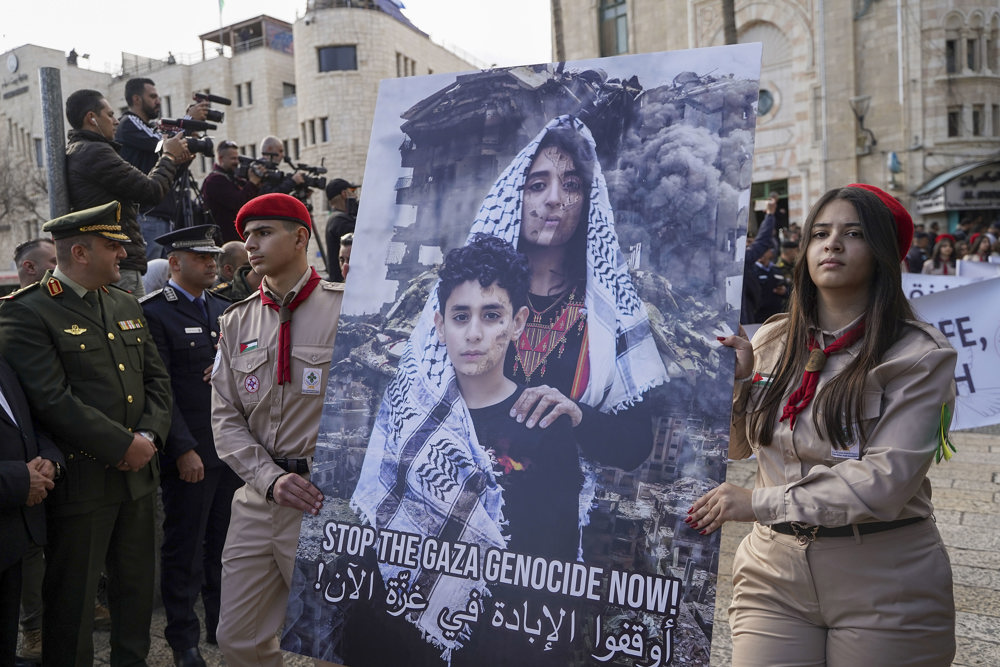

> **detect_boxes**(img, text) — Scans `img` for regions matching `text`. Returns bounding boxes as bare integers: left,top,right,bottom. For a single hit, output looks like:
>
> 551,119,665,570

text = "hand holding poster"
281,45,762,666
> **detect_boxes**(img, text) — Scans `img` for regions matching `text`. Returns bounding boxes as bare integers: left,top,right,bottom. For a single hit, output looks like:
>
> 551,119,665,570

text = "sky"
1,0,553,73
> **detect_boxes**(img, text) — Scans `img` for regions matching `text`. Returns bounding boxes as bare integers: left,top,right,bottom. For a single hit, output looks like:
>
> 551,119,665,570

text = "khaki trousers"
217,485,344,667
730,519,955,667
217,484,302,666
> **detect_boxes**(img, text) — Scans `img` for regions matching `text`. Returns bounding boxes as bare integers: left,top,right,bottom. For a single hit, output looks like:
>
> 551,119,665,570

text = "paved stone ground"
709,427,1000,667
40,428,998,665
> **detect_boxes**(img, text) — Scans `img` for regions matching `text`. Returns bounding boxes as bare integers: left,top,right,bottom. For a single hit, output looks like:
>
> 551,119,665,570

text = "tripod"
172,166,213,230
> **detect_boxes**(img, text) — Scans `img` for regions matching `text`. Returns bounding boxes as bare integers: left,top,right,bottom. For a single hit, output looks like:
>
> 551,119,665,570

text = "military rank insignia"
46,277,63,296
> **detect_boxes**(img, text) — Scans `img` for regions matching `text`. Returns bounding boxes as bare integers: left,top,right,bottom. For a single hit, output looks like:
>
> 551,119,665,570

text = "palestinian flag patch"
240,340,258,353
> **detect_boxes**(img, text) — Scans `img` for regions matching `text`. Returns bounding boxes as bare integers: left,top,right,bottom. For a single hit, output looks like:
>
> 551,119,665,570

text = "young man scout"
0,200,172,665
210,193,343,666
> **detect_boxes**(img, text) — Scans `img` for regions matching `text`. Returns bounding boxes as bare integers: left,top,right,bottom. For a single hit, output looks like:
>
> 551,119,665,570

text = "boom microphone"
193,92,232,106
161,118,217,132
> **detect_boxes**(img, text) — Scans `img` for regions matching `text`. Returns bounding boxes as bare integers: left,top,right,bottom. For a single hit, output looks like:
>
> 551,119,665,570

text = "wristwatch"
136,430,157,447
52,461,64,481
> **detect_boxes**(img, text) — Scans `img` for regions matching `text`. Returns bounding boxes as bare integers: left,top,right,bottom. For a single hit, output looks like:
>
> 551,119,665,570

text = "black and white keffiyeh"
352,115,667,658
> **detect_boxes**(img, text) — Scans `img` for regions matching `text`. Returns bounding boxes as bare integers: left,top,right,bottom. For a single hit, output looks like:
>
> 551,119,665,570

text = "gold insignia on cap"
46,277,63,296
115,202,122,222
64,324,87,335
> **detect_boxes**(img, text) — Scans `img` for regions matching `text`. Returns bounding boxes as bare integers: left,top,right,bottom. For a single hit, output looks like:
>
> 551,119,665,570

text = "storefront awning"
913,159,1000,215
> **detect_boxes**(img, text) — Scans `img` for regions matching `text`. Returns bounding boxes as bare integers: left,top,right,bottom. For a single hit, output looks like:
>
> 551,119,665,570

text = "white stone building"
0,0,473,276
552,0,1000,230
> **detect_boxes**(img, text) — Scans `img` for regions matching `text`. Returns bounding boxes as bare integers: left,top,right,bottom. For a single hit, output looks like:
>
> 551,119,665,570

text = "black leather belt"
273,457,310,475
769,516,925,542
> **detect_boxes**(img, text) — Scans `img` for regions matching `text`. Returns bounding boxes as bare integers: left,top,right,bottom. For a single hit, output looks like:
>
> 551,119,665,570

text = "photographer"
64,88,191,297
256,136,305,195
201,141,261,243
323,178,358,281
117,78,210,260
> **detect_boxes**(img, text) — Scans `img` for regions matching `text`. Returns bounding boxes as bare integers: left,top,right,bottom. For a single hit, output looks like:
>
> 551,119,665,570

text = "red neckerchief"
259,267,322,384
779,319,866,429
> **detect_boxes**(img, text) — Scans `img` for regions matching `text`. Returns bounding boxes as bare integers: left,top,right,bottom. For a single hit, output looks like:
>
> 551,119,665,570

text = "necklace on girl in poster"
513,285,588,385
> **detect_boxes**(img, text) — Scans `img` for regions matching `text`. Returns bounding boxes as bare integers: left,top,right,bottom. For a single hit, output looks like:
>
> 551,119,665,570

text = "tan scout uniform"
211,268,342,665
728,313,957,667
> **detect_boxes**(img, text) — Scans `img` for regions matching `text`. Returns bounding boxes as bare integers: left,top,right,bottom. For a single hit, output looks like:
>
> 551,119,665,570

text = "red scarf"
259,267,322,384
779,319,866,429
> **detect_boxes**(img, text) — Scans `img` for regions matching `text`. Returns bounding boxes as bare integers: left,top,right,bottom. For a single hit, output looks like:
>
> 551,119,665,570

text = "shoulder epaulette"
211,281,231,293
138,288,163,304
1,281,40,300
107,282,132,293
222,291,258,316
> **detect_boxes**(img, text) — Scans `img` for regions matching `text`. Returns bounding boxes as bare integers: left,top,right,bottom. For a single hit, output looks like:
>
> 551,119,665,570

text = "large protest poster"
281,44,762,666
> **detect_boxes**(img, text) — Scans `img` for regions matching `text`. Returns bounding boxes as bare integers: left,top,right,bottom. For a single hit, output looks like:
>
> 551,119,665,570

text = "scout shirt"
731,313,957,528
211,268,343,497
0,269,172,510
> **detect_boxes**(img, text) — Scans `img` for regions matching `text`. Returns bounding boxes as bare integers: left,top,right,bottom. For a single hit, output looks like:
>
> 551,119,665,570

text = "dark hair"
340,232,354,247
930,237,954,269
749,186,915,450
124,78,155,107
970,234,992,256
14,238,54,264
438,233,530,314
217,140,239,152
523,125,596,292
65,89,105,130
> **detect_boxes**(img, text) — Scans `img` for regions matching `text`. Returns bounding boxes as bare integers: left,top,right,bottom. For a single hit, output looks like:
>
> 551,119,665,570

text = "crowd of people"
744,194,999,324
0,76,974,667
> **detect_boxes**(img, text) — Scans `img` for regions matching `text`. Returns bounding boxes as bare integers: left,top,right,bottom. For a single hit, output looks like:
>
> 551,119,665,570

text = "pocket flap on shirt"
290,345,334,366
231,347,268,373
861,389,883,420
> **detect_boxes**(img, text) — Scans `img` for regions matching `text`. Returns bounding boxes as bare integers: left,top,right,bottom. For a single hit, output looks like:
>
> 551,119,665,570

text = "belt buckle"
789,522,819,545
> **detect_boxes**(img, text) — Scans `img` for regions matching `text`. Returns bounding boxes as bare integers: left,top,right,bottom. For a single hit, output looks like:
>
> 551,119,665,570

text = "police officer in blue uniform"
140,225,240,667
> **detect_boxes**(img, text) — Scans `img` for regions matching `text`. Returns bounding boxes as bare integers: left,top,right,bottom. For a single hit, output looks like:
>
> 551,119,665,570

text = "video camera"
158,118,216,158
285,158,328,191
193,92,231,124
235,155,283,185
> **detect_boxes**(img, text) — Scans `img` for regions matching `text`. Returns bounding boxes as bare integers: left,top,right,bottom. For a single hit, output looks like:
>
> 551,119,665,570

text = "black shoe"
172,647,207,667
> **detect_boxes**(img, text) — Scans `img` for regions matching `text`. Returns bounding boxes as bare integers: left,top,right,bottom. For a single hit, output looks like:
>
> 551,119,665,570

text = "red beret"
847,183,913,261
935,233,956,245
234,193,312,240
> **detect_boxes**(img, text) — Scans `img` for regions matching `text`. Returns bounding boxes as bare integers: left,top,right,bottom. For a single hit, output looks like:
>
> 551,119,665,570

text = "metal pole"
39,67,69,219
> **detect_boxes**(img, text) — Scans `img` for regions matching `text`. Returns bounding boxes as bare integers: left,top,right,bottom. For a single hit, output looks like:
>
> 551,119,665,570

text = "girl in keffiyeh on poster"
351,115,668,660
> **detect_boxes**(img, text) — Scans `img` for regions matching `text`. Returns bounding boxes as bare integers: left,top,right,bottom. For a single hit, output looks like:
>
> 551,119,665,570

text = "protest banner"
957,258,1000,280
901,273,976,300
909,277,1000,431
281,45,762,666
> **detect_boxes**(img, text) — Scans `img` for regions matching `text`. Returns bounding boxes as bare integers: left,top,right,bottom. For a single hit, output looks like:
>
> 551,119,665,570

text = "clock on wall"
6,52,18,74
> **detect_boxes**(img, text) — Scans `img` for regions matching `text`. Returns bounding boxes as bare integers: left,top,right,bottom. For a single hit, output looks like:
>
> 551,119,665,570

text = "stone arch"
699,0,814,70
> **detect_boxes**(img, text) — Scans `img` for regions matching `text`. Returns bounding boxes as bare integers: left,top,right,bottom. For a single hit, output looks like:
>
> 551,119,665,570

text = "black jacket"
0,356,63,570
65,129,178,273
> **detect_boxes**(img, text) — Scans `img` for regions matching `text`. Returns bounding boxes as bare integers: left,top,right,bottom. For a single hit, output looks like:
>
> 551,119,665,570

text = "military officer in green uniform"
210,261,261,302
0,200,172,666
